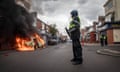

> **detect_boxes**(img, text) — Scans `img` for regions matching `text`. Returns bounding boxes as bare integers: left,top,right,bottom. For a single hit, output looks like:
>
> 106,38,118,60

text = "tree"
49,24,58,36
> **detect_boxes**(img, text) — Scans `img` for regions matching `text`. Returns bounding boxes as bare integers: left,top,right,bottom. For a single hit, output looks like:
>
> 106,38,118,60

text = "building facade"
101,0,120,44
104,0,120,22
36,18,52,46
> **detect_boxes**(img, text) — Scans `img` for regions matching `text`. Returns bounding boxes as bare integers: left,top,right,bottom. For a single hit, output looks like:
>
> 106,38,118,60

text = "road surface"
0,42,120,72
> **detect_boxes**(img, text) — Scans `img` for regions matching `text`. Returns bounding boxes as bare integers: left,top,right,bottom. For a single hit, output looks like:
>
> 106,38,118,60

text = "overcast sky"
31,0,107,35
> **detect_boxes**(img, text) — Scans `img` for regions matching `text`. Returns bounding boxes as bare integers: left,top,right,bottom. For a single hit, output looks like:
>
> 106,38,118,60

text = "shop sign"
111,24,120,27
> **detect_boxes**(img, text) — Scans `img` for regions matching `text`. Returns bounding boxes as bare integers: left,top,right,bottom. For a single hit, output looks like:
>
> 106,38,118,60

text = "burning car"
0,0,45,51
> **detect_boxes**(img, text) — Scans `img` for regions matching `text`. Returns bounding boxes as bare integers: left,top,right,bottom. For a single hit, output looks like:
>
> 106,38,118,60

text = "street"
0,42,120,72
0,0,120,72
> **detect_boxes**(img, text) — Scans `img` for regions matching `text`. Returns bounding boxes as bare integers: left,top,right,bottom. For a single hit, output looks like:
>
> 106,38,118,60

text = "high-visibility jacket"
100,35,107,40
69,16,80,30
69,16,80,40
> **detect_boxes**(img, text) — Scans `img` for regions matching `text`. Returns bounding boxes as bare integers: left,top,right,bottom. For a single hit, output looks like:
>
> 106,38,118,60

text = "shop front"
98,21,120,44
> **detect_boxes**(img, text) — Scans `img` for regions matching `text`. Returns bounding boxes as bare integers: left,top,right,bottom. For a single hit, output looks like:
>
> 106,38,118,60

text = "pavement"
97,49,120,56
83,43,120,56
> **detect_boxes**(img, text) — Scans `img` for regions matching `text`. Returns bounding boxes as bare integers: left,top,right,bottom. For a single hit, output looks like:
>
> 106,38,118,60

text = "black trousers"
100,39,107,46
100,39,104,46
72,39,82,61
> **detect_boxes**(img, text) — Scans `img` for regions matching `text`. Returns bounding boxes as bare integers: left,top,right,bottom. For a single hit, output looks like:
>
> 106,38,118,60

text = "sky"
31,0,107,35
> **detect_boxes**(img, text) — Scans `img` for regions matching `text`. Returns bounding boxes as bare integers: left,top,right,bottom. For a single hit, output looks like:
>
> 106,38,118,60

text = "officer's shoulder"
74,16,79,19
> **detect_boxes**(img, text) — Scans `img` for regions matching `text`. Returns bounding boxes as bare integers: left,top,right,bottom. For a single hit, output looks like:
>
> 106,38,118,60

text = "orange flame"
34,33,45,46
15,33,45,51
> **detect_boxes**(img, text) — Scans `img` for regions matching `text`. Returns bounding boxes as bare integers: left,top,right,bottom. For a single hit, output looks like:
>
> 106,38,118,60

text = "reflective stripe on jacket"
69,17,80,29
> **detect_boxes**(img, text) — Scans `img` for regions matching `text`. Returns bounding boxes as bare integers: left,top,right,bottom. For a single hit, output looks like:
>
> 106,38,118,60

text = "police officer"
100,34,107,47
104,35,107,46
100,34,104,46
69,10,83,65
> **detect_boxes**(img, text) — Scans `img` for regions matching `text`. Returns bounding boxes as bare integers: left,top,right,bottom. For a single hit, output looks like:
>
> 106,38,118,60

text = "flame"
15,33,45,51
34,33,45,46
16,37,35,51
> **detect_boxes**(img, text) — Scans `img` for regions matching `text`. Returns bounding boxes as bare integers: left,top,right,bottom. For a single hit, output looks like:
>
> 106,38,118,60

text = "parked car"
67,39,72,43
48,35,59,45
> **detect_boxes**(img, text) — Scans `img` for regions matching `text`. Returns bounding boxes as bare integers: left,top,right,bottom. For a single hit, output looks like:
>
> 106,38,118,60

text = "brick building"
83,25,97,43
97,0,120,44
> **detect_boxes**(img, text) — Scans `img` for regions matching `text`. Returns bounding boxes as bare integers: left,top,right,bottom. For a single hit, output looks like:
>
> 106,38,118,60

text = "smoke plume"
0,0,37,49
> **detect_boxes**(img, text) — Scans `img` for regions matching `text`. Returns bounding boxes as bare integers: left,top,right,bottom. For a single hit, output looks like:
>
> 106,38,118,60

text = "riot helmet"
70,10,78,17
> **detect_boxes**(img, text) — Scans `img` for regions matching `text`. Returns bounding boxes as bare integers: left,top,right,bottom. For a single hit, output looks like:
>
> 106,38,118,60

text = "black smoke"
0,0,37,49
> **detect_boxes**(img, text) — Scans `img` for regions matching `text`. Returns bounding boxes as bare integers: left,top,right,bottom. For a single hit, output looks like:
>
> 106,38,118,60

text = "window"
106,0,113,10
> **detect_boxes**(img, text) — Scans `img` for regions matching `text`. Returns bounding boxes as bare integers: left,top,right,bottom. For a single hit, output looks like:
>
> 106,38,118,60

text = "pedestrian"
68,10,83,65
